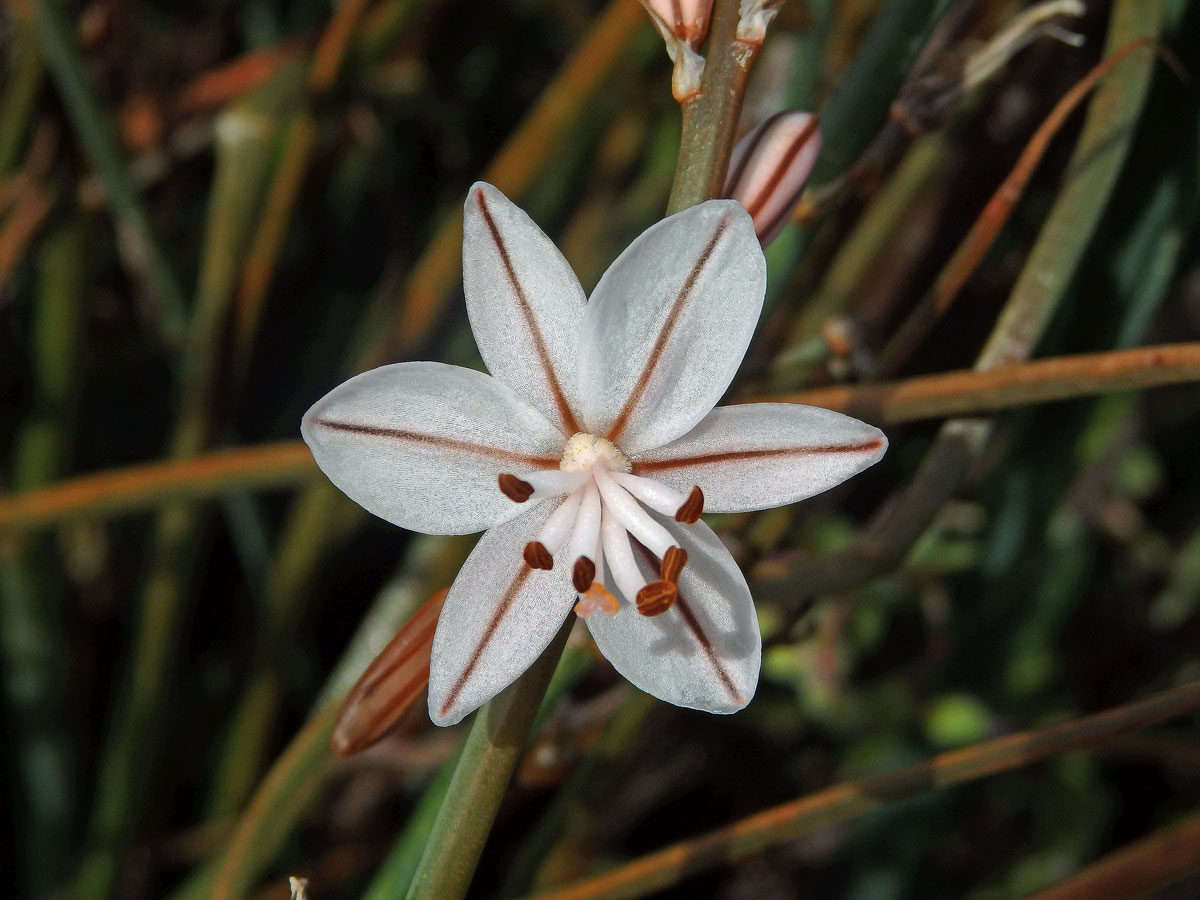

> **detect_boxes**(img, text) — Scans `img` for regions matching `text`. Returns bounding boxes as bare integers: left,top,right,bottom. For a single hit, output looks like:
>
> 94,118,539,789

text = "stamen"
524,469,590,499
575,508,618,618
594,469,675,558
499,473,533,502
601,511,647,602
674,486,704,524
536,487,584,555
564,480,602,572
609,471,689,518
573,556,596,592
524,541,554,570
659,545,688,583
636,580,677,617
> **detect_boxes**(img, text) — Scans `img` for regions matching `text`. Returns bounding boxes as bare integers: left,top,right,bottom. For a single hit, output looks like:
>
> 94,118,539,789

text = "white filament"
593,468,676,558
536,487,584,555
565,480,602,568
524,469,589,499
608,471,688,518
601,510,646,601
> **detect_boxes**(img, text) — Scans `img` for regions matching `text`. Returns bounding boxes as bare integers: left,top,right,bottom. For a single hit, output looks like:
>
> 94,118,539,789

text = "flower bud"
640,0,713,102
645,0,713,46
724,111,821,245
331,588,448,756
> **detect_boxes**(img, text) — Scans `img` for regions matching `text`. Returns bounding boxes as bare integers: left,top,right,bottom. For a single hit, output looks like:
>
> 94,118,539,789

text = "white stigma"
559,432,631,474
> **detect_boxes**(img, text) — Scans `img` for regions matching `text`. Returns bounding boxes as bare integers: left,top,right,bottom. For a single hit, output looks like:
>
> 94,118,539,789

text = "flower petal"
585,514,760,713
302,362,564,535
577,199,765,454
631,402,887,512
463,182,587,434
428,502,576,726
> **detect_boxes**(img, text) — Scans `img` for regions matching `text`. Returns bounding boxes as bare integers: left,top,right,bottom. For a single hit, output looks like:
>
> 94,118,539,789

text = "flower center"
498,433,704,621
559,432,632,474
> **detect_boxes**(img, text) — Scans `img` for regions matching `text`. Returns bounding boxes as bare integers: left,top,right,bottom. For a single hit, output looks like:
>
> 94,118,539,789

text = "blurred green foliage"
2,0,1200,898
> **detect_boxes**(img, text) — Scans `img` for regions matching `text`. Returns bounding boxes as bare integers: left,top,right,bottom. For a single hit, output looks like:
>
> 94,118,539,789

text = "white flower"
302,183,887,726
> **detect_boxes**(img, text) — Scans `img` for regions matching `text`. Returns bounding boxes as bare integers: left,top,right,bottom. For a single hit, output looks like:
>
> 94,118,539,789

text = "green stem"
405,618,574,900
665,0,754,214
0,219,88,900
361,745,465,900
502,693,656,895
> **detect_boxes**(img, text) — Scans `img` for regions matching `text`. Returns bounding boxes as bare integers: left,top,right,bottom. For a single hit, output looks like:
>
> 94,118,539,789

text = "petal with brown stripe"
576,199,765,454
584,512,760,714
631,403,887,513
428,501,577,726
463,182,586,435
302,362,564,535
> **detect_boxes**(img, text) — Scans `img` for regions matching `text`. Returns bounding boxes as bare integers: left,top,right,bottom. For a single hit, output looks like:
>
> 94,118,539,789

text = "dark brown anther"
674,485,704,524
524,541,554,570
636,581,677,617
572,556,596,592
660,545,688,584
499,473,534,502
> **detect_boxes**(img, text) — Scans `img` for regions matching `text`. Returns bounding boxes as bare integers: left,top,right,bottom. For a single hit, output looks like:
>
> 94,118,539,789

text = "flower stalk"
666,0,761,214
405,617,573,900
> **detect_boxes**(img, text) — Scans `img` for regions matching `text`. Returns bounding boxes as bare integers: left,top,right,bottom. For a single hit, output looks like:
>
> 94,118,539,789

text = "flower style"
302,183,886,726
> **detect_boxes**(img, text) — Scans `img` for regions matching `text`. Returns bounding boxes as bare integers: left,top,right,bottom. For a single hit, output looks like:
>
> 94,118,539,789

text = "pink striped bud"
331,588,447,756
644,0,713,46
724,111,821,245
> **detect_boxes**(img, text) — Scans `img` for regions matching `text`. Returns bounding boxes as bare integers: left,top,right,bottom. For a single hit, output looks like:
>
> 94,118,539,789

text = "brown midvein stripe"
606,217,730,444
315,420,559,468
744,114,820,220
669,0,683,29
352,664,431,750
631,438,884,474
724,114,776,202
357,617,439,698
476,189,582,435
440,563,534,718
673,594,741,703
